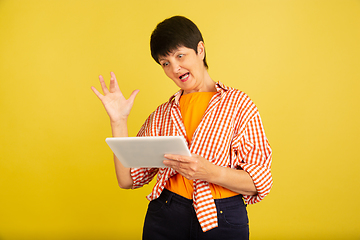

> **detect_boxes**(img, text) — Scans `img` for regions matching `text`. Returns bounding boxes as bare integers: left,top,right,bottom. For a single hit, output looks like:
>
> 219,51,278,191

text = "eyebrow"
158,57,168,62
158,48,181,62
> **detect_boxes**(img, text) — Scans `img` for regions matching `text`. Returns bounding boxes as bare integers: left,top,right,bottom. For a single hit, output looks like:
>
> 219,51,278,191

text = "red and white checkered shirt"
130,81,272,232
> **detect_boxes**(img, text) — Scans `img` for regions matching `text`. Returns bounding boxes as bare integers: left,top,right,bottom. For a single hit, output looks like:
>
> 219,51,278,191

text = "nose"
172,62,181,74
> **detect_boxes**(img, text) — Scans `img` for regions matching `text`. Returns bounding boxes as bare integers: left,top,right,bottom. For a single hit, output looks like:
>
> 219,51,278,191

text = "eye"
162,61,169,67
178,54,184,59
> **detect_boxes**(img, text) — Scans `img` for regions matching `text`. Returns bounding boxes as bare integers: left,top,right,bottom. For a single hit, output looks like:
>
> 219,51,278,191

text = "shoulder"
146,95,176,120
217,81,251,100
155,98,175,113
217,83,260,123
220,84,256,109
137,98,175,137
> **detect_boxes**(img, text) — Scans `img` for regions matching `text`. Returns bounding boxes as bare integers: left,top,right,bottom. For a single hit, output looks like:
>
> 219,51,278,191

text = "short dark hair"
150,16,208,69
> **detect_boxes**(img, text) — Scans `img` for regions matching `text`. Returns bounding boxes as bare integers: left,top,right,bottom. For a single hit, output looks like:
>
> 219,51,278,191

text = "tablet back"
105,136,191,168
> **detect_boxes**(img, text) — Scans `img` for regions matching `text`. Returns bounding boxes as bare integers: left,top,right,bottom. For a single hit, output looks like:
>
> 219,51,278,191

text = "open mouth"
179,72,190,82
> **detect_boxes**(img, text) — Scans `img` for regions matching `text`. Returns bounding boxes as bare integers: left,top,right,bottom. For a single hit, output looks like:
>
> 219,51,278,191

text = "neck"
183,70,216,95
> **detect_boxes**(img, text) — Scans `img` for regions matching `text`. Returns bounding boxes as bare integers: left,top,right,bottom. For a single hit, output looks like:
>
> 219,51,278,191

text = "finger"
110,72,122,91
163,159,185,171
109,72,117,93
164,154,191,162
163,159,173,167
98,75,110,94
109,72,125,97
110,72,117,81
109,77,117,93
91,86,104,100
128,89,140,103
164,154,178,160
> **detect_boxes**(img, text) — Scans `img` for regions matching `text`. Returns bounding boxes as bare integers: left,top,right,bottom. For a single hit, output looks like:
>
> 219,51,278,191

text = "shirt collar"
169,81,230,105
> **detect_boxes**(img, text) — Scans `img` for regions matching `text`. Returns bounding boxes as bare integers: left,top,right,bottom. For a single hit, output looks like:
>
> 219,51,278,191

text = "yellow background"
1,0,359,239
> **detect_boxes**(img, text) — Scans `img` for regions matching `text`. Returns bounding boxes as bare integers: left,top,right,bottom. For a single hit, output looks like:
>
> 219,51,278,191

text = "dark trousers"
143,189,249,240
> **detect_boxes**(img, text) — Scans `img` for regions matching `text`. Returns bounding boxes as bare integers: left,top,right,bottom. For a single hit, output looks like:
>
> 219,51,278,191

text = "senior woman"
92,16,272,240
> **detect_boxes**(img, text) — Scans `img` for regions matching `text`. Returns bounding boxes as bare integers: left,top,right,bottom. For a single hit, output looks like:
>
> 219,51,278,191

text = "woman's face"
158,42,207,94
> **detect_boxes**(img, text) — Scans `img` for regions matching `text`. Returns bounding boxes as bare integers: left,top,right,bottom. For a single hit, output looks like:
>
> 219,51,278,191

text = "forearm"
111,119,133,189
163,154,257,196
207,165,257,196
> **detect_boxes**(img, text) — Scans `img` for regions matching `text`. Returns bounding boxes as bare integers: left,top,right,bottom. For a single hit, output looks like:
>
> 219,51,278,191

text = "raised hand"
91,72,137,189
91,72,139,123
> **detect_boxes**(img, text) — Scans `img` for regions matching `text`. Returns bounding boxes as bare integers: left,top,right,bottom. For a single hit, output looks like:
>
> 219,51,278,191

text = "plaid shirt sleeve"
232,110,273,204
130,110,159,189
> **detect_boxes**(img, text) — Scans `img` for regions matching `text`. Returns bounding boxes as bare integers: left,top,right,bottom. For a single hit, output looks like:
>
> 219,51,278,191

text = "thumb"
129,89,140,103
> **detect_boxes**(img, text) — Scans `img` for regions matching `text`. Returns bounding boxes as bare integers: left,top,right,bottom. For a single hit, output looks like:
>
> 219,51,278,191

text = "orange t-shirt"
165,92,239,199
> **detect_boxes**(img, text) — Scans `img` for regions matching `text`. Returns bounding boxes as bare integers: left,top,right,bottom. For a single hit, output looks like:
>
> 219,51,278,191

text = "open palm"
91,72,139,123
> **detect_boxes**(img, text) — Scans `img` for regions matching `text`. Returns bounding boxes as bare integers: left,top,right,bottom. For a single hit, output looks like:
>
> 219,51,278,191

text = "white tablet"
105,136,191,168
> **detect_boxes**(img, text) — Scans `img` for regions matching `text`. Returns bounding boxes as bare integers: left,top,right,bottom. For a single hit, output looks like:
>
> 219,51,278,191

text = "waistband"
158,188,245,208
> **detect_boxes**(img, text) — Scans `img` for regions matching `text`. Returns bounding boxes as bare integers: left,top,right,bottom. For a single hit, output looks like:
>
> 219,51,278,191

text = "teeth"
180,73,189,80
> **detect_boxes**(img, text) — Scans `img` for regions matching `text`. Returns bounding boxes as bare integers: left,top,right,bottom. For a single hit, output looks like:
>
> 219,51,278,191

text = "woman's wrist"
110,117,127,126
207,163,225,184
110,118,129,137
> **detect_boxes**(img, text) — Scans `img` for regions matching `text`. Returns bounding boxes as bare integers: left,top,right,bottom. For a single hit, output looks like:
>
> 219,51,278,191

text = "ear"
197,41,205,60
